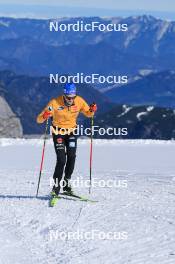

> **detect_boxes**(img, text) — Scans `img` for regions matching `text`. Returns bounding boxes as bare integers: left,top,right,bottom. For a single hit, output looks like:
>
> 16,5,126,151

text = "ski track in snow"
0,139,175,264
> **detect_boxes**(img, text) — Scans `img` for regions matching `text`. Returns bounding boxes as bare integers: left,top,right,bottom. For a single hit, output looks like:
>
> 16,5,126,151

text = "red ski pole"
36,119,49,197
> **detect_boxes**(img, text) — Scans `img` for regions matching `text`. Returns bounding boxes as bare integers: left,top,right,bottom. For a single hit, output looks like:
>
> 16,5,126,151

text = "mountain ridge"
105,70,175,108
0,15,174,78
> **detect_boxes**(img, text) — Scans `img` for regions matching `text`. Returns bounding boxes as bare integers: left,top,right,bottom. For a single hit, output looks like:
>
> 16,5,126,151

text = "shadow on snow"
0,195,49,200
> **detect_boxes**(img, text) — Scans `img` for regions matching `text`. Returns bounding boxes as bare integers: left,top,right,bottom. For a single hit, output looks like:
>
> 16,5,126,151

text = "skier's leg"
63,135,77,190
52,134,66,194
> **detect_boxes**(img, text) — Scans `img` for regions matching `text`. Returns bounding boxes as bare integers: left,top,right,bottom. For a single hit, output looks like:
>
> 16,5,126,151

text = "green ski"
60,192,98,203
49,192,61,207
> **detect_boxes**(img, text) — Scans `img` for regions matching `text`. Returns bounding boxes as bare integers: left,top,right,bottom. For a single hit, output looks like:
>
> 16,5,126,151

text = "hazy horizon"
0,3,174,21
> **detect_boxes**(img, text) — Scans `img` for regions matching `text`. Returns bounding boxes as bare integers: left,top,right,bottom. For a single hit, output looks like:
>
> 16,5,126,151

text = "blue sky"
0,0,175,19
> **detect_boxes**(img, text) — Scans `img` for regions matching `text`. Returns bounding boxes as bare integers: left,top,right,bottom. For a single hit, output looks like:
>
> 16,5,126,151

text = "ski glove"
43,111,52,120
90,103,97,112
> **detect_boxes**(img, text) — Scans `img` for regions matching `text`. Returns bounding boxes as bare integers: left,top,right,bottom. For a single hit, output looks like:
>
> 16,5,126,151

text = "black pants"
52,133,77,193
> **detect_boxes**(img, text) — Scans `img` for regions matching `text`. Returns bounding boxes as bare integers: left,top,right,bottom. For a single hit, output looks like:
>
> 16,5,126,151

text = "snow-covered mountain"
93,104,175,139
0,15,174,55
105,71,175,108
0,16,174,76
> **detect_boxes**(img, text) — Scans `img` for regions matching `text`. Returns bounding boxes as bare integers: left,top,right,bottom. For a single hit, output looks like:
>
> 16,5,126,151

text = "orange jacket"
36,95,94,129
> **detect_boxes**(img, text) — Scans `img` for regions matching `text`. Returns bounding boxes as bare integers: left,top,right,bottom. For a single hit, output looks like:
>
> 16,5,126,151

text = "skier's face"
64,94,76,106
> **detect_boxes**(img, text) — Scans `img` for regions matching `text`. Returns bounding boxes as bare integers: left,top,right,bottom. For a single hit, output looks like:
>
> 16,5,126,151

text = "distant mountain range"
105,70,175,108
0,16,175,139
0,16,174,77
94,104,175,140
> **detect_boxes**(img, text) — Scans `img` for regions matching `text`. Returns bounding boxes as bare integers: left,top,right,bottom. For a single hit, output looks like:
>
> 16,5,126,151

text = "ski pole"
36,119,49,197
89,116,94,194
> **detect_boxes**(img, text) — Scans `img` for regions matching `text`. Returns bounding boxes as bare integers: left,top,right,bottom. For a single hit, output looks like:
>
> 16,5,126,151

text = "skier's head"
64,83,76,96
63,83,77,106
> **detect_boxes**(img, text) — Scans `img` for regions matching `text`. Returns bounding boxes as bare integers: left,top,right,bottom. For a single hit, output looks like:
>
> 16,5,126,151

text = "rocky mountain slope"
105,70,175,108
0,16,174,77
93,104,175,139
0,96,23,137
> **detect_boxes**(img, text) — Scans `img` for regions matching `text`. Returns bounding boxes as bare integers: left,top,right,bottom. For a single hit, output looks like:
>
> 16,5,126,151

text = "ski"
60,192,98,203
49,192,61,207
49,192,98,207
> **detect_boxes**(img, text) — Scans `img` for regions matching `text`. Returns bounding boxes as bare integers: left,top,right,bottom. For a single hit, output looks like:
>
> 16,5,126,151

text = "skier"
36,83,97,200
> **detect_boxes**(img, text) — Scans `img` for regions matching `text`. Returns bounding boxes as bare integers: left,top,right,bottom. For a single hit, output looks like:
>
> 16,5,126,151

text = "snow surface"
0,20,10,27
136,111,148,120
117,105,132,118
0,138,175,264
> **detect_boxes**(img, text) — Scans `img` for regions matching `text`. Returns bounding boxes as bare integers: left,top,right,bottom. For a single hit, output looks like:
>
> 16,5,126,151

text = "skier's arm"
36,100,54,124
80,99,97,118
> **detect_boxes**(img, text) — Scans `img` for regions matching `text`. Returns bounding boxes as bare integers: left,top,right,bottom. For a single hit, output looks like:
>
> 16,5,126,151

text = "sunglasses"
64,95,76,100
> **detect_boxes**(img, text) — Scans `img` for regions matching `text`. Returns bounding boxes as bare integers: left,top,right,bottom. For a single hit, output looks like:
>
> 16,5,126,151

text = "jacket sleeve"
36,99,54,124
80,98,94,118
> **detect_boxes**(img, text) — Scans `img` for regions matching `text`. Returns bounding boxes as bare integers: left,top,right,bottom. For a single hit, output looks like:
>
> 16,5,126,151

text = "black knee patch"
57,155,66,165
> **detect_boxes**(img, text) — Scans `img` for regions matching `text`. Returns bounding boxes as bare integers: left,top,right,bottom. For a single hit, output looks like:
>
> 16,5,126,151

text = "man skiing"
36,83,97,203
